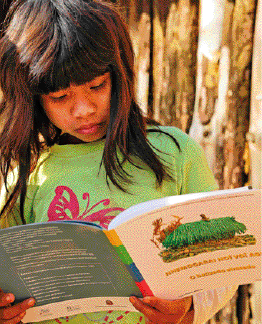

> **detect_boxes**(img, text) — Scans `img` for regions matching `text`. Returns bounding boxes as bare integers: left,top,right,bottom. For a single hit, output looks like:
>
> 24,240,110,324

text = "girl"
0,0,237,323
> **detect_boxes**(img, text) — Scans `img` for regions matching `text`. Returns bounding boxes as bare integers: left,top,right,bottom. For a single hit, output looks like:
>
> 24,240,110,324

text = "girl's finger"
0,311,26,324
130,297,168,323
130,296,190,324
142,296,192,316
0,290,15,308
0,298,35,321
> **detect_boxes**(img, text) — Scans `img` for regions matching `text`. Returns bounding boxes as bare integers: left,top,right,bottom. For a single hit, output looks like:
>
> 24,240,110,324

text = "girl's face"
40,72,111,144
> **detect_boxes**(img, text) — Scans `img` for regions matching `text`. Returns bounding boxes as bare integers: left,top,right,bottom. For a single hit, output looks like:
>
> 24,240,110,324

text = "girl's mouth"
76,125,99,135
75,122,106,135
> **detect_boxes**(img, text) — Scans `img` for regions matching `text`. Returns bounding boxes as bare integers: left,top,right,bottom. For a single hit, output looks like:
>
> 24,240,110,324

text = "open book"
0,186,261,322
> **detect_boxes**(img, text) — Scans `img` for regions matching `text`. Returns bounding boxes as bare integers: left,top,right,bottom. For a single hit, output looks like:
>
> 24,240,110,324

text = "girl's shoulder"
146,125,201,153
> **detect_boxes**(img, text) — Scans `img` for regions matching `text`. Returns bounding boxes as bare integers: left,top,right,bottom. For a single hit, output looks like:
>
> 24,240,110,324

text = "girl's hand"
0,289,35,324
129,295,194,324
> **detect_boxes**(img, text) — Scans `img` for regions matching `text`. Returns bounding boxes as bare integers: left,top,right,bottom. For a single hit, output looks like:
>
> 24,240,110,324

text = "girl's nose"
71,96,96,118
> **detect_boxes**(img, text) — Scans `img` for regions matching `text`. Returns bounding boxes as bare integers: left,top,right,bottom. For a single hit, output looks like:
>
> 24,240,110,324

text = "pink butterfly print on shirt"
47,186,124,229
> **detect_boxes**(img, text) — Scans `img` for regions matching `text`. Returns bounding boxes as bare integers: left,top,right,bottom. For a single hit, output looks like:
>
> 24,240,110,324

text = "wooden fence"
0,0,261,323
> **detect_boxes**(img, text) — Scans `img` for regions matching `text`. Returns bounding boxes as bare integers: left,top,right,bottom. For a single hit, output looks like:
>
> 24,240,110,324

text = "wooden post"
124,0,151,115
157,0,199,133
222,1,258,324
223,0,257,189
213,0,235,189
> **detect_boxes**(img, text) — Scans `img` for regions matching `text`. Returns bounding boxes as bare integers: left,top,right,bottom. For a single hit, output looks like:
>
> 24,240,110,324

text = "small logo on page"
40,308,50,315
67,306,81,312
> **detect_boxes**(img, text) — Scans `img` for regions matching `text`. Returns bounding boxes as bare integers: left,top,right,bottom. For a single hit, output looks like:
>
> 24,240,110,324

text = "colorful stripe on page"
104,229,153,296
126,263,154,297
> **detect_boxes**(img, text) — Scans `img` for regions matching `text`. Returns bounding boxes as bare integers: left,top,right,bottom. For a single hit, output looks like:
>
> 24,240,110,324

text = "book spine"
104,229,153,297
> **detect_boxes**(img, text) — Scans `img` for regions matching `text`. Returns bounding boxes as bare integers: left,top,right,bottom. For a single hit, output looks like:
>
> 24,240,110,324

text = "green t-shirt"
1,126,218,324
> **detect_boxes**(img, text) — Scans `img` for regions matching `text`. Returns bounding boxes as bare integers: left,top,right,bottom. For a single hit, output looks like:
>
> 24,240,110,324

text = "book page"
114,189,261,299
0,222,142,322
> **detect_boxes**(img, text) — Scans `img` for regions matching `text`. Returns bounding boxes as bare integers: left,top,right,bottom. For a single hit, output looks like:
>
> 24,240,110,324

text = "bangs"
36,48,111,94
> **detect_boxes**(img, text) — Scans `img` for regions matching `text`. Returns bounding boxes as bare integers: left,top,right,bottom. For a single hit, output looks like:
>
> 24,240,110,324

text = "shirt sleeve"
193,285,239,324
181,136,219,194
0,168,23,228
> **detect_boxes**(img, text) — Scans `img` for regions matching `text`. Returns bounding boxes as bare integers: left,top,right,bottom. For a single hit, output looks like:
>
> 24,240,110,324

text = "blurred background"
0,0,261,322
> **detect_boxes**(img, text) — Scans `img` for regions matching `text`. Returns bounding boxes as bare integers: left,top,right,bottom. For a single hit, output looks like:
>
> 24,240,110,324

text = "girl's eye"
90,80,106,91
51,94,67,102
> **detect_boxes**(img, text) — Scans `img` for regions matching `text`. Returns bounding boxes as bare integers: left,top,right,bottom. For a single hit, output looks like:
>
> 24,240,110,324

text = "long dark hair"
0,0,179,224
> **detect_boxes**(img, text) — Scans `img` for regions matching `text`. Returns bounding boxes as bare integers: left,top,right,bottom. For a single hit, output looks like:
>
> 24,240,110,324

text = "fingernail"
27,298,35,306
6,294,14,303
143,297,151,303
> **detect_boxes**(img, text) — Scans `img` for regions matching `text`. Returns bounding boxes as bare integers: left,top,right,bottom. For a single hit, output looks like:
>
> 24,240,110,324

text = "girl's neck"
58,134,106,145
58,134,85,145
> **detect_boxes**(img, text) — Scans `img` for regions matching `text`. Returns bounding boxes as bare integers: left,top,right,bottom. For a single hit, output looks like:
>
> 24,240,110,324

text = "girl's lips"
75,123,102,135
